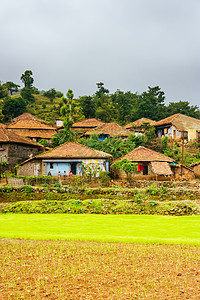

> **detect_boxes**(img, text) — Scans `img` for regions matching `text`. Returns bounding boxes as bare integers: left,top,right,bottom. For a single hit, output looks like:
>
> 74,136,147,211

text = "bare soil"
0,239,200,299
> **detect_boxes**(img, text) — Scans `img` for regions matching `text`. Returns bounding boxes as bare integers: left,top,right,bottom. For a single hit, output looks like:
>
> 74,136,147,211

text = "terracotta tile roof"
37,142,112,159
8,113,55,130
0,123,6,128
154,113,200,131
13,113,47,124
115,146,174,162
72,118,105,128
86,122,130,137
151,161,173,175
125,118,156,129
0,128,42,147
9,129,56,139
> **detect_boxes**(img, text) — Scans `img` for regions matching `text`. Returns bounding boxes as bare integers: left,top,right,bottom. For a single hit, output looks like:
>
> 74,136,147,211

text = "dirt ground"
0,240,200,300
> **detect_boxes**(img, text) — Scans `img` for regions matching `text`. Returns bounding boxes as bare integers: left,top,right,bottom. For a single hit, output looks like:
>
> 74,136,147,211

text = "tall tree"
4,81,20,95
136,86,166,121
20,70,34,88
66,89,74,119
111,90,138,124
79,95,95,118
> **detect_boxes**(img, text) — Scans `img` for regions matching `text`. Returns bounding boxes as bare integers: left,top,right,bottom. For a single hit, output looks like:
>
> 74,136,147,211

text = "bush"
98,171,110,187
20,185,33,194
135,193,143,204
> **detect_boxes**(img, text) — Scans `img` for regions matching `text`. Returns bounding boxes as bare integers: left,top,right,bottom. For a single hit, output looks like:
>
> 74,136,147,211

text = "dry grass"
0,239,200,299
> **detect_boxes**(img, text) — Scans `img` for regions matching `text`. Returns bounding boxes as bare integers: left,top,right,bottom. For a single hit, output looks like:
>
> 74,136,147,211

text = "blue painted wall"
46,162,82,176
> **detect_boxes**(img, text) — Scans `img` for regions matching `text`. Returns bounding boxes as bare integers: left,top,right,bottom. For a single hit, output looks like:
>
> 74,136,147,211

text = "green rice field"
0,214,200,244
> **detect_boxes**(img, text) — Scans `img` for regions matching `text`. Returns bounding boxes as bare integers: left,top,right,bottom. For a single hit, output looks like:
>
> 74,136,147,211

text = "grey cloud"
0,0,200,106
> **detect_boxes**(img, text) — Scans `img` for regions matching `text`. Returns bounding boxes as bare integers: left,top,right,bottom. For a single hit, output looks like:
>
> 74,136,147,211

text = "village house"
124,118,156,136
154,113,200,142
17,142,111,177
0,128,43,166
85,122,130,140
70,118,105,133
7,113,56,142
113,146,194,180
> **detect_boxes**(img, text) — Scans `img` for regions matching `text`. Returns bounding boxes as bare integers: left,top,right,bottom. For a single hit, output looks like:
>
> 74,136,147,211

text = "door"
70,162,77,175
143,165,148,175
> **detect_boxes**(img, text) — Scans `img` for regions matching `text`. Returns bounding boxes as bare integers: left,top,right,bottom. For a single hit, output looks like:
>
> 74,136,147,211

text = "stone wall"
0,144,9,163
8,143,41,166
7,177,24,186
18,159,42,176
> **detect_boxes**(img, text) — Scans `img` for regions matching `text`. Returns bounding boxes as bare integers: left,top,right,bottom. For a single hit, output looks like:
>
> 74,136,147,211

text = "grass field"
0,214,200,244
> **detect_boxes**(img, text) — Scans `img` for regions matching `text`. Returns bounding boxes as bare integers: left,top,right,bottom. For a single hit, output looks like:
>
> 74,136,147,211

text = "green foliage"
38,139,48,147
137,86,166,121
43,88,57,103
31,86,40,94
41,102,46,109
51,127,76,147
2,97,26,119
26,175,58,186
20,185,33,194
20,70,34,88
98,171,110,187
20,87,35,103
79,95,95,118
4,81,20,95
0,82,9,99
134,193,143,204
56,91,63,98
112,159,138,176
0,161,8,178
166,101,200,119
66,89,74,100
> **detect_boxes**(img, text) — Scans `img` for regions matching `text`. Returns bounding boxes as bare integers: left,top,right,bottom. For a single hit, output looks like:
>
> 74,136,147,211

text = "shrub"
21,185,33,194
135,193,143,204
98,171,110,187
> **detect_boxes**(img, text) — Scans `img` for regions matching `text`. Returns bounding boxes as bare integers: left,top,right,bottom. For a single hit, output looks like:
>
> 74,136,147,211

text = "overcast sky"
1,0,200,107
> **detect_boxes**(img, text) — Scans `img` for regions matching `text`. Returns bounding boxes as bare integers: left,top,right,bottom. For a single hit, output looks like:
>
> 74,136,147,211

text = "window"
50,162,54,169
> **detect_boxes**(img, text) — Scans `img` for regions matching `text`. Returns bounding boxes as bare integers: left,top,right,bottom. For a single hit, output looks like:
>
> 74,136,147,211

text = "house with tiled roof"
113,146,194,179
154,113,200,141
124,118,155,135
7,113,56,142
71,118,105,133
86,122,130,140
0,128,43,166
17,142,111,177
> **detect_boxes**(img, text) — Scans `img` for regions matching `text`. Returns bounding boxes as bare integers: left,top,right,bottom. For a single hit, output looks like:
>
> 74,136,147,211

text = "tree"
79,95,95,118
43,88,57,103
66,89,74,119
166,101,200,119
2,97,26,120
4,81,20,95
20,70,34,88
0,82,8,99
31,86,40,94
56,91,63,98
20,87,35,103
136,86,166,121
51,116,75,147
95,82,109,98
111,90,138,124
